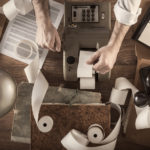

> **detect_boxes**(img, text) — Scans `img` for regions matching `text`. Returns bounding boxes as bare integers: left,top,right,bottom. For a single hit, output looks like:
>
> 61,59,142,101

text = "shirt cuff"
114,2,142,26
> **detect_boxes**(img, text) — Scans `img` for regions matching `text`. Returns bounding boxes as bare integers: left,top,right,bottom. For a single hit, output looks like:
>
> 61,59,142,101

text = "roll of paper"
3,0,18,20
87,124,105,144
38,116,53,133
2,0,33,21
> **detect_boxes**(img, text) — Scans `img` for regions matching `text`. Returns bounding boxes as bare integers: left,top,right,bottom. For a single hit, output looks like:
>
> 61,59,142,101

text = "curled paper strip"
109,77,139,106
109,77,150,130
61,103,121,150
16,40,53,133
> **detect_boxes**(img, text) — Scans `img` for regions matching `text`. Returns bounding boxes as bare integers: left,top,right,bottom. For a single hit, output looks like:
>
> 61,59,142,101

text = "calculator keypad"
72,5,99,23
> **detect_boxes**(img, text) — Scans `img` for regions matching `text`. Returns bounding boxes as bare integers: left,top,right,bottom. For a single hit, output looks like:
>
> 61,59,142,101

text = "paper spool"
87,124,105,144
3,0,33,21
3,0,18,20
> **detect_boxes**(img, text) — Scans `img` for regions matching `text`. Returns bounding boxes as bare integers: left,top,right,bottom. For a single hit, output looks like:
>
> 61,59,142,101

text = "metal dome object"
0,69,17,118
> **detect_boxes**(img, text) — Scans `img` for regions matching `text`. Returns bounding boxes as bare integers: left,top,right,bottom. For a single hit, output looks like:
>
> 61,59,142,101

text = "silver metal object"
0,69,17,118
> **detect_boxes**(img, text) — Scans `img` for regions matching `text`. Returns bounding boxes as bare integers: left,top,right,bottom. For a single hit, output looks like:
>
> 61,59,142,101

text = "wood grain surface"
0,0,149,150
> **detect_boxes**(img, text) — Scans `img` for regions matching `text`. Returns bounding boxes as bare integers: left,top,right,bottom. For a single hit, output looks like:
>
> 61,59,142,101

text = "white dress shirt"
114,0,142,26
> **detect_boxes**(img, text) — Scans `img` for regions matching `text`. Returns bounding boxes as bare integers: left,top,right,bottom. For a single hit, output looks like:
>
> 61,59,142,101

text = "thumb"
86,51,100,64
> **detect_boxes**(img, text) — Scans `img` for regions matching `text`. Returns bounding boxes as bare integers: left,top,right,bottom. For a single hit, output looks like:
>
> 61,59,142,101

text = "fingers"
93,58,104,71
93,56,111,74
49,36,55,51
35,26,61,52
55,31,61,52
97,68,110,74
86,51,100,64
48,32,61,52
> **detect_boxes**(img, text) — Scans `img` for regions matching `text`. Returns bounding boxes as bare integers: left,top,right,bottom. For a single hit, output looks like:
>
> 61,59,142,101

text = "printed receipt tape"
109,77,150,130
77,51,96,90
16,40,53,133
61,103,121,150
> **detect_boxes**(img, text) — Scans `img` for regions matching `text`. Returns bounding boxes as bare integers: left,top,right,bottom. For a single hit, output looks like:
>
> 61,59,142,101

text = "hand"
87,44,119,74
36,19,61,52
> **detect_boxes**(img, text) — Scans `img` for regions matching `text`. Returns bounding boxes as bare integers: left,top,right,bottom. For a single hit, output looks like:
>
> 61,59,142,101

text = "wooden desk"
0,0,149,150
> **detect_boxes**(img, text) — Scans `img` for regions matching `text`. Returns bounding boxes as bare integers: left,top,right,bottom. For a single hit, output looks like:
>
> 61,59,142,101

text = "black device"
134,66,150,107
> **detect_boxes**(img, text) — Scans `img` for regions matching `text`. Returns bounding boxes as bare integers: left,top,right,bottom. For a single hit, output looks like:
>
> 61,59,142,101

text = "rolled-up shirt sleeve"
114,0,142,26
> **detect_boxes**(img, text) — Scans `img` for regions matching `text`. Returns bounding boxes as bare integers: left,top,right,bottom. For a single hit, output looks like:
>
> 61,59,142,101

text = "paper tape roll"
16,40,52,133
61,129,117,150
61,104,121,150
38,116,53,133
3,0,18,20
3,0,33,21
87,124,105,144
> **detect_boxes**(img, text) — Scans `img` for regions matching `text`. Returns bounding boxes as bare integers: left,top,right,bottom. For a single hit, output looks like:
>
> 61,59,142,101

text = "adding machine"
63,0,111,81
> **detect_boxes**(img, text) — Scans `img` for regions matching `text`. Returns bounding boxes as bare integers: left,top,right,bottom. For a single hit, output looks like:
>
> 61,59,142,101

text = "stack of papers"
0,0,64,68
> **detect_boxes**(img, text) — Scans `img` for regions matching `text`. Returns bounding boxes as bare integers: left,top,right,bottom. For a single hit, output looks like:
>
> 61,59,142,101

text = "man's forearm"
108,21,130,52
32,0,50,24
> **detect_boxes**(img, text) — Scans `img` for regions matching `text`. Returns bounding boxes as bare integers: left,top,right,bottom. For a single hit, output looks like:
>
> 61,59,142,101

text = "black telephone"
134,66,150,107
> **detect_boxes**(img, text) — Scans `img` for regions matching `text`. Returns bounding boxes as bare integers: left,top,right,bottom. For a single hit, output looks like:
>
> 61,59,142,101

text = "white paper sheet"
77,51,94,78
138,22,150,47
0,0,64,68
77,51,96,89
